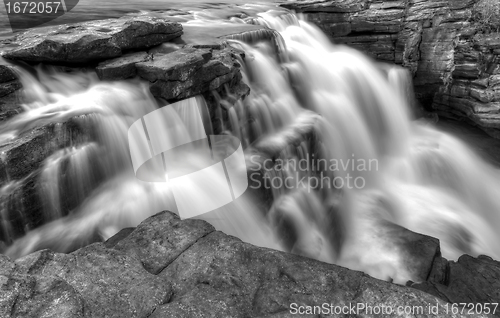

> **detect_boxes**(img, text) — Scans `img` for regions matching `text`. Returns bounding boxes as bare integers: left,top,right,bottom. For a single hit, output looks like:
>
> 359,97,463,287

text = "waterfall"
1,7,500,284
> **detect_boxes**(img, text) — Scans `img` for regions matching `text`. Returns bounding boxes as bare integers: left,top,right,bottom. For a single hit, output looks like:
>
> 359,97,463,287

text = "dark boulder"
136,46,245,101
410,254,500,316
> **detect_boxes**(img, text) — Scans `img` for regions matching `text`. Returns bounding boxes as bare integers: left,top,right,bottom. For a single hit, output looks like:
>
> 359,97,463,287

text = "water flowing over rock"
283,0,500,138
0,64,22,122
1,16,183,64
0,211,490,318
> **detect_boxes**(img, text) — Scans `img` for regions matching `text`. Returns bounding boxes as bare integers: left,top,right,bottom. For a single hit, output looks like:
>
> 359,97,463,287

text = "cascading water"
1,6,500,284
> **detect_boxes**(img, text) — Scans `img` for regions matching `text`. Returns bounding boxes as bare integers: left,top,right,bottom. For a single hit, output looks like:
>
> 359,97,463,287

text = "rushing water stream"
1,4,500,284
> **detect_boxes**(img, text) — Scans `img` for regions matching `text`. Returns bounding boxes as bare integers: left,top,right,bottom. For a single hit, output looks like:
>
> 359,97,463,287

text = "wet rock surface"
0,211,491,318
136,46,245,101
0,118,89,183
410,254,500,317
283,0,500,138
0,118,93,242
1,16,183,64
0,64,22,123
95,51,152,81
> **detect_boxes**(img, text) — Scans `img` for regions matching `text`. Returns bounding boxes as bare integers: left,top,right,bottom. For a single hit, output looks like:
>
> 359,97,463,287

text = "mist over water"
2,6,500,284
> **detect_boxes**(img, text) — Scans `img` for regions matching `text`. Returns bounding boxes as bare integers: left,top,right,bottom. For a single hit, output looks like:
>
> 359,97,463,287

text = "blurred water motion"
1,6,500,284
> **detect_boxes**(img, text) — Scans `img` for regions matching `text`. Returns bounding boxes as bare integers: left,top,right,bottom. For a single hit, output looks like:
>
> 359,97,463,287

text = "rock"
0,64,23,122
103,227,135,248
95,23,270,81
0,65,17,83
0,211,491,317
113,212,215,274
1,16,183,64
6,245,172,318
0,119,88,183
0,118,93,241
137,47,212,83
1,274,86,317
0,81,22,98
136,46,245,101
151,213,473,318
95,51,152,80
378,221,441,283
410,254,500,316
0,92,23,123
282,0,369,13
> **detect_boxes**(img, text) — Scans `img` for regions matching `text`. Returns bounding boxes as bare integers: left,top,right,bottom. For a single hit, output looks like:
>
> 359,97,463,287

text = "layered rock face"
1,16,183,64
410,254,500,317
284,0,500,137
0,210,494,318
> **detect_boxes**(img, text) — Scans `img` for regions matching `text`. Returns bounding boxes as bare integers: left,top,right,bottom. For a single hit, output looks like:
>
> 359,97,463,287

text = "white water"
1,7,500,284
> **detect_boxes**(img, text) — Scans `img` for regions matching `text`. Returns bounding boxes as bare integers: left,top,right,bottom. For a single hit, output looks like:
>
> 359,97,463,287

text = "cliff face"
284,0,500,137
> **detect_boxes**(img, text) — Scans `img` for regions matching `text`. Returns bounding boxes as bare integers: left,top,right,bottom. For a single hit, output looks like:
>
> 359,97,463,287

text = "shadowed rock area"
0,64,22,122
0,211,493,318
410,254,500,317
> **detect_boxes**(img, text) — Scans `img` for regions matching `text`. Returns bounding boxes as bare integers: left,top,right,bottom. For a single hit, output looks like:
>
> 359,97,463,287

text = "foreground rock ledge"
0,211,490,318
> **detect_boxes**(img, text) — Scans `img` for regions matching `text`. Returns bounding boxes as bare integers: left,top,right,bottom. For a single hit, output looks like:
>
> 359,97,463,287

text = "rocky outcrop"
1,16,182,64
0,17,254,245
283,0,500,138
433,32,500,138
0,64,22,122
136,46,244,101
0,210,490,318
410,254,500,317
0,117,93,243
95,51,152,81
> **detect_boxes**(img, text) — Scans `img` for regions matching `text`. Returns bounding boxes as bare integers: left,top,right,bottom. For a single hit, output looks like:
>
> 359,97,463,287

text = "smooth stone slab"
96,51,152,80
2,16,183,64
